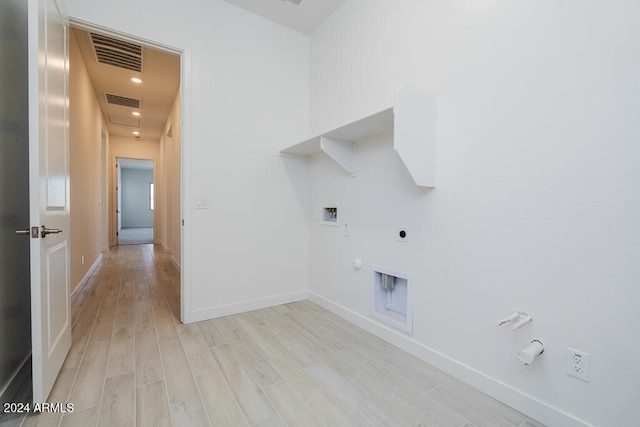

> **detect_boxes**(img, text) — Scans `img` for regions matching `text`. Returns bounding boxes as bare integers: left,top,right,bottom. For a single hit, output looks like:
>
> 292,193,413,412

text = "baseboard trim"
307,291,590,427
184,290,308,324
71,253,103,304
0,354,31,406
155,242,180,269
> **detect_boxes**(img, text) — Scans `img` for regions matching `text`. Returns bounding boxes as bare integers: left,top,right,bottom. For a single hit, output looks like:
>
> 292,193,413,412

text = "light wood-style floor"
5,244,545,427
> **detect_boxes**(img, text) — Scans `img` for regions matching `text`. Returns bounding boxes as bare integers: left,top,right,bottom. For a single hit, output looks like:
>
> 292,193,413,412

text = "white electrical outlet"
567,348,591,382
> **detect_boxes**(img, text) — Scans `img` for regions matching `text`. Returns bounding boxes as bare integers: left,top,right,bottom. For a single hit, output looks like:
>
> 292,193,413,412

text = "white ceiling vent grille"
283,0,307,6
90,32,144,72
105,93,141,109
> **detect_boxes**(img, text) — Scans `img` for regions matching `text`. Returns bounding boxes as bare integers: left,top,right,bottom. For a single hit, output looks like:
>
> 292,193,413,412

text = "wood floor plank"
346,370,428,425
106,324,134,378
222,327,283,389
158,335,199,403
210,344,276,424
170,397,210,427
428,384,518,427
90,296,118,342
136,380,170,427
98,373,134,427
336,346,440,401
48,367,77,404
60,407,98,427
20,412,60,427
234,314,285,359
305,363,407,426
114,283,134,327
264,382,324,427
429,374,528,425
253,414,287,427
285,310,349,352
196,370,250,426
135,328,163,386
179,324,218,375
257,319,320,368
69,339,110,411
263,310,357,376
64,321,93,369
336,349,467,426
153,302,178,338
74,291,102,324
211,314,240,332
196,319,227,347
135,299,154,331
134,281,150,301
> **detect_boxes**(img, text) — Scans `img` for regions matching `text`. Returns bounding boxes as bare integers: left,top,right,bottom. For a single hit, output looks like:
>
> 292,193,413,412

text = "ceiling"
72,27,180,142
119,158,153,170
71,1,341,142
223,0,345,34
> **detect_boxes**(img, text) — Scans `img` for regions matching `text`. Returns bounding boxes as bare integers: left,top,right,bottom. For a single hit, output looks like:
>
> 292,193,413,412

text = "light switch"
194,195,208,209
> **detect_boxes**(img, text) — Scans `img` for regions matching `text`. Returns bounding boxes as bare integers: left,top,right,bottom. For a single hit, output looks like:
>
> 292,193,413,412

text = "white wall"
69,29,108,292
63,0,310,320
307,1,640,426
159,91,181,266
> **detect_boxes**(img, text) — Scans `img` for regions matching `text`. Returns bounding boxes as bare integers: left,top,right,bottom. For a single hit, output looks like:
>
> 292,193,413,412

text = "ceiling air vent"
105,93,141,109
89,32,143,72
283,0,307,6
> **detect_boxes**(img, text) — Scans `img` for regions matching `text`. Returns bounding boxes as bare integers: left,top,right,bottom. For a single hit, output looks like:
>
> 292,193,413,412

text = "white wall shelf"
279,85,436,187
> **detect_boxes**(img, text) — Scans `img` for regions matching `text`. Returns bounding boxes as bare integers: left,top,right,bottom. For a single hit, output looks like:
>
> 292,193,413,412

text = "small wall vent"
89,32,144,72
283,0,307,6
105,94,141,109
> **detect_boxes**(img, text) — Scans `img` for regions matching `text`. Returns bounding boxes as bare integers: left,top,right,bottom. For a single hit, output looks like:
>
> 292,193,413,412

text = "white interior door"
28,0,72,403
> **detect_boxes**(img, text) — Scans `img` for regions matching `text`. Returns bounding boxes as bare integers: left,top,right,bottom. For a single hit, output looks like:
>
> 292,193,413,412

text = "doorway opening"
69,24,181,260
117,157,154,245
69,21,182,258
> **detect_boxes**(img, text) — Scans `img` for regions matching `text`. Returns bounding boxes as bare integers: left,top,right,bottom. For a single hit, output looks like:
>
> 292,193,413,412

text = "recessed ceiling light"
131,77,142,83
133,131,140,135
132,111,141,116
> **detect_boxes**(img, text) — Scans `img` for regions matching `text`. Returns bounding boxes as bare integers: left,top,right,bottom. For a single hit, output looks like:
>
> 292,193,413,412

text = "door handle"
16,227,40,238
41,225,62,238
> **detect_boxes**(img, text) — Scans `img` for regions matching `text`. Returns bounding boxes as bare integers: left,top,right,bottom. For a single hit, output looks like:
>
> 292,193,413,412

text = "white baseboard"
307,291,590,427
184,290,308,324
71,253,103,303
170,253,180,269
0,354,31,403
155,242,180,269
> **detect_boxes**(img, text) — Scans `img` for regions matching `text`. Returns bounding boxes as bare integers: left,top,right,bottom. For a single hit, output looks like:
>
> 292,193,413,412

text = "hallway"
4,245,542,427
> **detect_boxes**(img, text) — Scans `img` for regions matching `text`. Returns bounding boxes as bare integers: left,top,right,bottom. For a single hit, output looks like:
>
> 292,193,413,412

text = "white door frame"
115,156,156,245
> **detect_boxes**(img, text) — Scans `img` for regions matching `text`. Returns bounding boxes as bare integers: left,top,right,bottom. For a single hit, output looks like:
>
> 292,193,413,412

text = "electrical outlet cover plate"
567,348,591,382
